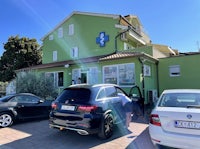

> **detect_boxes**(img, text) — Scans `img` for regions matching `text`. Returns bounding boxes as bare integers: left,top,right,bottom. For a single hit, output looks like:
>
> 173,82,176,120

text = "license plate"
61,105,75,111
175,120,200,129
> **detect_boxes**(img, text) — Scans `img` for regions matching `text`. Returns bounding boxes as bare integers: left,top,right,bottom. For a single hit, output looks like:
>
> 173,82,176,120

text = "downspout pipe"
138,57,145,115
156,61,159,96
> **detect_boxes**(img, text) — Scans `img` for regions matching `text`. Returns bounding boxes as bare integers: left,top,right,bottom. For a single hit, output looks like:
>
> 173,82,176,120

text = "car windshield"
158,93,200,107
56,88,91,104
0,95,13,102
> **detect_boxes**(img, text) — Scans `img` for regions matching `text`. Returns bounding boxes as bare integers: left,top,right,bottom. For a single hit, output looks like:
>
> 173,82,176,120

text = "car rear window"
56,88,91,104
158,93,200,107
0,95,13,102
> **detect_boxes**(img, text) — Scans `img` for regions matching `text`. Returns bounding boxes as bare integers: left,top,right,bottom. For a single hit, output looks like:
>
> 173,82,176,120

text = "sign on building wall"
96,32,109,47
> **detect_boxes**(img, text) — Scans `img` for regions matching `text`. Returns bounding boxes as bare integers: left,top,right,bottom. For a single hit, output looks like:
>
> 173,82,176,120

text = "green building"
158,53,200,94
16,11,179,104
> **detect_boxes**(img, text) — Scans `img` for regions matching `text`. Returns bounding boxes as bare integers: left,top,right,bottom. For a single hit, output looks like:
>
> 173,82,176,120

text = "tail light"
150,114,161,126
78,105,97,112
51,102,58,110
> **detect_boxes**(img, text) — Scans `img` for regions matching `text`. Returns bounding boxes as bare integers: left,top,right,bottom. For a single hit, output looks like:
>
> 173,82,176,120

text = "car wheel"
0,113,13,127
155,144,168,149
98,113,114,139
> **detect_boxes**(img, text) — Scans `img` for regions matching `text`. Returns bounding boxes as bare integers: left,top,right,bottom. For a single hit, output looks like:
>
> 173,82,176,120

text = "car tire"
155,144,168,149
0,112,14,127
98,113,114,139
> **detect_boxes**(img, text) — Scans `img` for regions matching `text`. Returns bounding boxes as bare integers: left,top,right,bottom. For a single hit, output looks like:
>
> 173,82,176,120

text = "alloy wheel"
104,114,114,137
0,113,13,127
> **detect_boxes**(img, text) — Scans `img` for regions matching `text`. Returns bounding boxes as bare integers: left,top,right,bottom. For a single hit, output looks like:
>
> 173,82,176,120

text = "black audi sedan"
0,93,52,127
49,84,143,139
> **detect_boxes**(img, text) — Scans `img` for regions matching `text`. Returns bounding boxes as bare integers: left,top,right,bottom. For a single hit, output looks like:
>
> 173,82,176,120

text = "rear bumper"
149,124,200,149
49,123,96,135
49,115,100,135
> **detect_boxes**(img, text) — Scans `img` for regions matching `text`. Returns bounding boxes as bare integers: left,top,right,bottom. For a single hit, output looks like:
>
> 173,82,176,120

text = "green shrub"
16,71,58,100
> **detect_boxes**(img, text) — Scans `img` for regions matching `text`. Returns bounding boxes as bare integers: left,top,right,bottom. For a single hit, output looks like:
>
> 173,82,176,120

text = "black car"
0,93,52,127
49,84,143,139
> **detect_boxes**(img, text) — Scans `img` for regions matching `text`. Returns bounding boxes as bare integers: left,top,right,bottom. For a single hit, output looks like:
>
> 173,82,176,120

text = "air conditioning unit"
148,89,158,105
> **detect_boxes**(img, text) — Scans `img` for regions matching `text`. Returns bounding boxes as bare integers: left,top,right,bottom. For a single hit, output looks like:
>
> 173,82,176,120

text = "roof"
16,55,106,71
41,11,120,41
152,44,177,55
16,50,159,72
158,51,200,59
124,15,143,28
99,51,158,62
162,89,200,94
68,83,119,89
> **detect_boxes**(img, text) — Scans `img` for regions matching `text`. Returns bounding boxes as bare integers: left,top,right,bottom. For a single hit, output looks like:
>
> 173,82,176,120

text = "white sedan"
149,89,200,149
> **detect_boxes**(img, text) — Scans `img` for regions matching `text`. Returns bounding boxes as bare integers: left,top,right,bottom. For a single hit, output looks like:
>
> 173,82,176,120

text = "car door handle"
18,105,24,108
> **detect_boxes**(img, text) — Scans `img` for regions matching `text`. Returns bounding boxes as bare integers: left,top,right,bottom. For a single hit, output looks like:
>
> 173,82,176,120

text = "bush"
16,71,58,100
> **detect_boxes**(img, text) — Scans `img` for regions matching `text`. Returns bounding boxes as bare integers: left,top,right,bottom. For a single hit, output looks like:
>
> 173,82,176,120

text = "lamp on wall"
64,64,69,68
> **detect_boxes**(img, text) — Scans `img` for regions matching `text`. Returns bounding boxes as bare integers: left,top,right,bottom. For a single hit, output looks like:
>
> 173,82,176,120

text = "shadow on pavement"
1,119,137,149
126,127,155,149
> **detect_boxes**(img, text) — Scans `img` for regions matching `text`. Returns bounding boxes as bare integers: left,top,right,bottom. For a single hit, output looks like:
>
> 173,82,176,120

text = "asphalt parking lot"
0,118,155,149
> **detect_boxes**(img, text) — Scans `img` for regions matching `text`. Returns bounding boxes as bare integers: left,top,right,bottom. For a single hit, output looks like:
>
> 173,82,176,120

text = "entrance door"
81,72,87,83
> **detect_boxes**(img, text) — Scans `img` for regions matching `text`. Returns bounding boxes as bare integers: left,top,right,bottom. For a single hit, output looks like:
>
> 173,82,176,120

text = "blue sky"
1,0,200,56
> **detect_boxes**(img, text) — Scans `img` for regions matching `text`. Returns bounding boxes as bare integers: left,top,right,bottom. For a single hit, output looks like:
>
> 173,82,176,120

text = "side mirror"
38,99,44,103
132,94,138,98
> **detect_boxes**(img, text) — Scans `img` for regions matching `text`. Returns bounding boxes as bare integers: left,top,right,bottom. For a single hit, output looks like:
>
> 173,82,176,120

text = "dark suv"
49,84,143,139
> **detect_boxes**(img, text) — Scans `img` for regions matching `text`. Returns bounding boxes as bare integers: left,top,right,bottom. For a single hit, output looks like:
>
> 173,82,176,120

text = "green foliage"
0,35,42,82
16,71,58,100
0,82,8,96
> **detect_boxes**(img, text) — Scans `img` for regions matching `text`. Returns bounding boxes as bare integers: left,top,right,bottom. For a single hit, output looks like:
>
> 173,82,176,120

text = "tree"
0,82,8,96
0,35,42,82
16,71,58,100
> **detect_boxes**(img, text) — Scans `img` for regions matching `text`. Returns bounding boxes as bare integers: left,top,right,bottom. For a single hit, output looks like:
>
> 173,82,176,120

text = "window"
103,66,118,84
10,95,39,103
121,33,127,41
45,72,64,87
57,88,91,103
26,96,39,103
124,43,133,50
105,87,117,97
49,34,53,40
118,64,135,85
58,27,63,38
135,24,141,34
88,67,98,84
159,93,200,107
72,69,81,84
53,51,57,61
10,96,22,102
103,63,135,86
71,47,78,58
97,88,106,100
124,43,128,50
72,68,98,85
69,24,74,35
169,65,180,77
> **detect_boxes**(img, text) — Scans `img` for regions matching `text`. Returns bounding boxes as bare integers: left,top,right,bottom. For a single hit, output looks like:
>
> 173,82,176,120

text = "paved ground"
0,117,155,149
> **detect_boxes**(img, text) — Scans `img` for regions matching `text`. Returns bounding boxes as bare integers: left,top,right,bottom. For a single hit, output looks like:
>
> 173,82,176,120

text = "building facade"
158,53,200,94
15,11,179,104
